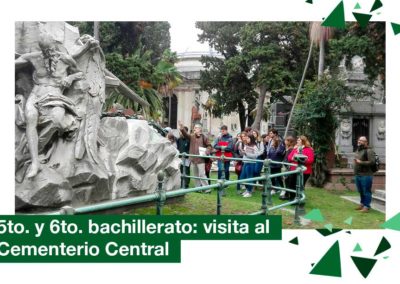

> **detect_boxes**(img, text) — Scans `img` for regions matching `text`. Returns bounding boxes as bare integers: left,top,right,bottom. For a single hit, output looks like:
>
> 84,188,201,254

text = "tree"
292,77,366,187
196,22,256,130
239,22,313,131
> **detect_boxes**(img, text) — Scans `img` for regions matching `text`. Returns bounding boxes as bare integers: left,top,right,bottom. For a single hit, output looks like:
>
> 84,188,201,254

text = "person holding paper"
179,121,212,192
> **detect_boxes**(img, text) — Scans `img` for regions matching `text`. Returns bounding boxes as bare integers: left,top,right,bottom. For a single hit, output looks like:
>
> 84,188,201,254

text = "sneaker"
204,189,212,194
243,192,252,198
270,190,277,195
355,204,363,210
360,207,370,213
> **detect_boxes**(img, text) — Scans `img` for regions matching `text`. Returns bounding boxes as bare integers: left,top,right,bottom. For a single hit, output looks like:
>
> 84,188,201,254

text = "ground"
127,173,385,229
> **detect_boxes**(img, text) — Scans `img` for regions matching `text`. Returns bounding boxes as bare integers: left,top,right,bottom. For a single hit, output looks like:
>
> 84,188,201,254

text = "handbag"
235,161,243,175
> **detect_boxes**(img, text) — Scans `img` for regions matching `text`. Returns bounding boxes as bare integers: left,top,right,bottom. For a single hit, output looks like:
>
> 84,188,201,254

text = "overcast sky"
169,20,210,53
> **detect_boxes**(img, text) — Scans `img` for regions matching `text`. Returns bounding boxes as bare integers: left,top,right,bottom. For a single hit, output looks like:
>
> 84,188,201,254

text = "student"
213,125,234,180
239,134,262,198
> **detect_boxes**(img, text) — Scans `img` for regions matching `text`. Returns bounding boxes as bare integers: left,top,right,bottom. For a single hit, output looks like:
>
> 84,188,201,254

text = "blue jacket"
266,139,286,168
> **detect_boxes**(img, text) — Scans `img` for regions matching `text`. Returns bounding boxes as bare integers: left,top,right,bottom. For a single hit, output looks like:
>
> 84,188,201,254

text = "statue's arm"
72,37,100,59
62,54,84,88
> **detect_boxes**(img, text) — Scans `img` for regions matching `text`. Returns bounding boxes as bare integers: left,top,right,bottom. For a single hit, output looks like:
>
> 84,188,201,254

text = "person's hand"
354,159,361,164
62,76,73,88
178,120,183,129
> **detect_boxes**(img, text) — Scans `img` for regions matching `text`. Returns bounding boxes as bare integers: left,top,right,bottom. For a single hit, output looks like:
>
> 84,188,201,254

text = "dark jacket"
266,138,286,168
177,137,190,154
354,147,375,176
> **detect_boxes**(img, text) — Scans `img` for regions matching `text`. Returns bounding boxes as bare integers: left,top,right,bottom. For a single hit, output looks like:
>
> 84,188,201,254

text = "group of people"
168,122,376,214
172,122,315,199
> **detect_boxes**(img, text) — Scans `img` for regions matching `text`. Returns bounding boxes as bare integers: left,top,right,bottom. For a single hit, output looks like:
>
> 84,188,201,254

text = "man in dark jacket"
213,125,234,180
354,136,375,213
177,126,190,188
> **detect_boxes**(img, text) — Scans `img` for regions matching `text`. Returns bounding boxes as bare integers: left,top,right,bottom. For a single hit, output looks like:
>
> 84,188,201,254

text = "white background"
0,0,399,283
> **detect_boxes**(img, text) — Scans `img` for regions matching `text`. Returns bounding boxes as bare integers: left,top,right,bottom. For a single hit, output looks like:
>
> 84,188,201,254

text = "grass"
126,172,385,230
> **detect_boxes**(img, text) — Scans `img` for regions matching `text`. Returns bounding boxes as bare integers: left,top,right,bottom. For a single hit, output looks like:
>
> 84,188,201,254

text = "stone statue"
340,118,352,139
351,55,366,73
15,22,181,212
376,120,385,140
15,34,86,179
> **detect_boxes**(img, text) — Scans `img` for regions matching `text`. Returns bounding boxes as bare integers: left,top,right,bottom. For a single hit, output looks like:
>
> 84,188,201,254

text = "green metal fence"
51,149,307,225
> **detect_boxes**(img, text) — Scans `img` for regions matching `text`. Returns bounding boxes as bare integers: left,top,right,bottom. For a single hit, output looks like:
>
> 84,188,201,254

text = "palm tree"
154,50,182,127
284,22,334,137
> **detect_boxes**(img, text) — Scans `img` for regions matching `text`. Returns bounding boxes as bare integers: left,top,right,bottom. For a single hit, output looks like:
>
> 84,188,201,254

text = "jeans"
355,175,373,208
239,163,255,192
217,160,230,180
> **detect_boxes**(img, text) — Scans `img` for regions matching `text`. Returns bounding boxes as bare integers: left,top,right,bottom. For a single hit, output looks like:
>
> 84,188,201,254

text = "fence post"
217,180,224,215
59,206,76,215
156,171,166,215
264,159,273,206
261,159,271,214
182,152,187,189
220,146,227,196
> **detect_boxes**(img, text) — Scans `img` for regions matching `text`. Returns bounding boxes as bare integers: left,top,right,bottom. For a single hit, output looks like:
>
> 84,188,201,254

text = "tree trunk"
284,40,314,138
94,22,100,41
318,37,325,79
238,101,246,131
251,85,268,132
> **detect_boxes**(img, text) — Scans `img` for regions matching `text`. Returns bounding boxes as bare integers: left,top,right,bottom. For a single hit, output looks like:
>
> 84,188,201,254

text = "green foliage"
327,22,385,85
293,77,367,186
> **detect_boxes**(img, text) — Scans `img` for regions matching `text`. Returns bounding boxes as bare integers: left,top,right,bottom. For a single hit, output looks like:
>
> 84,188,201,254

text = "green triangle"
305,0,313,4
354,2,361,9
344,216,353,225
353,12,373,28
383,256,389,259
374,236,391,256
322,1,346,29
304,209,325,222
353,243,362,252
370,0,383,12
316,228,342,237
310,241,342,277
381,212,400,230
351,256,377,279
346,231,352,234
289,237,299,245
324,223,333,232
391,23,400,36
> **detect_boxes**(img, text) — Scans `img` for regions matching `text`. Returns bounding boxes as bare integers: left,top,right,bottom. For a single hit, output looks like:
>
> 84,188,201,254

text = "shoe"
355,204,363,210
204,189,212,194
243,192,252,198
360,207,370,213
270,190,277,195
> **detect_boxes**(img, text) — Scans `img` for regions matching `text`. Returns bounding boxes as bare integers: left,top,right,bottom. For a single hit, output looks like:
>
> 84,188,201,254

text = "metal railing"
51,148,307,225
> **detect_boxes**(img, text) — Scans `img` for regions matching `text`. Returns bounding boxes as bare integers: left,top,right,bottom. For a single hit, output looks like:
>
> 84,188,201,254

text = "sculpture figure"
15,34,85,178
340,118,352,139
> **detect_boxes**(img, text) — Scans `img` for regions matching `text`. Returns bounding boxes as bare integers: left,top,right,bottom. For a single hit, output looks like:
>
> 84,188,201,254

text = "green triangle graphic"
353,243,362,252
304,209,325,222
353,12,373,28
289,237,299,245
324,223,333,232
351,256,377,279
354,2,361,9
346,231,352,234
310,241,342,277
322,1,346,29
305,0,313,4
370,0,383,12
344,216,353,225
391,23,400,36
381,212,400,230
316,228,342,237
383,256,389,259
374,236,391,256
311,263,315,267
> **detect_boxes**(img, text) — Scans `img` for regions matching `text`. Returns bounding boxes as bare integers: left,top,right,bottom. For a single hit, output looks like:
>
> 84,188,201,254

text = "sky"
169,20,210,53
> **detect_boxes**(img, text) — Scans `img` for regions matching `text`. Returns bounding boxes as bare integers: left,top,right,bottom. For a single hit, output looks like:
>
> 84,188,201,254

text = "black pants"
286,173,310,200
180,164,191,188
270,167,283,188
